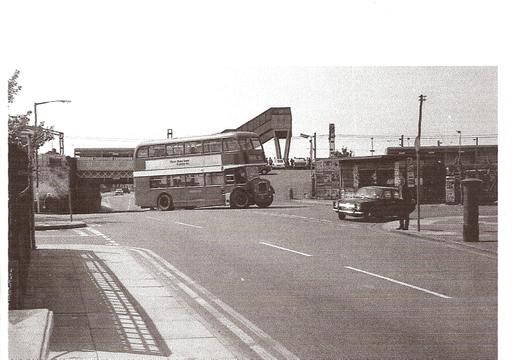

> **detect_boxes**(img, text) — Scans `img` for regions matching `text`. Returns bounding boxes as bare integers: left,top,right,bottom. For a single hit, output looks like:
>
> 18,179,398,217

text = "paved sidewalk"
17,244,238,360
381,214,498,255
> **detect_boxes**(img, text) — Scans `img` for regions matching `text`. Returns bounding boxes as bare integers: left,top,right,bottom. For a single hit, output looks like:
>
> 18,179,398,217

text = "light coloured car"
272,158,286,169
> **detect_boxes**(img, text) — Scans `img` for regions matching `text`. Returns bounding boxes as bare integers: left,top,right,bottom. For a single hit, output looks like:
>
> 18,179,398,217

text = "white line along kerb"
345,266,452,299
259,242,313,257
132,248,299,360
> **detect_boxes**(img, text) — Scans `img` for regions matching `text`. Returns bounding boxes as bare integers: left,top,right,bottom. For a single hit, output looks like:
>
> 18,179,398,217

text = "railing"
76,157,134,171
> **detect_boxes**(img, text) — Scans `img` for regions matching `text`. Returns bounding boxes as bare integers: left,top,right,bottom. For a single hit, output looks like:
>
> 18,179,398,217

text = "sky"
3,1,504,159
6,66,498,158
2,0,511,357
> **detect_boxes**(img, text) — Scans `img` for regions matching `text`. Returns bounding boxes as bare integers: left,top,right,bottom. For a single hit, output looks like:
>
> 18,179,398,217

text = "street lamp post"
33,100,71,213
456,130,462,165
301,133,316,198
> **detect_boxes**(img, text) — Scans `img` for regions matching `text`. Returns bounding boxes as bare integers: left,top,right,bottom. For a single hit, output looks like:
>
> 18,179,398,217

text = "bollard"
461,178,482,242
288,188,294,200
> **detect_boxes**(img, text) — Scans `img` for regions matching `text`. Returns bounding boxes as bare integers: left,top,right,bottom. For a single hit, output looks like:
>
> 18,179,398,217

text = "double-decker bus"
133,131,274,210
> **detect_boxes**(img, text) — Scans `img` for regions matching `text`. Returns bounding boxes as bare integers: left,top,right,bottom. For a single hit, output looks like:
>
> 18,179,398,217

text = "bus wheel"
157,193,174,211
255,195,273,208
230,189,249,209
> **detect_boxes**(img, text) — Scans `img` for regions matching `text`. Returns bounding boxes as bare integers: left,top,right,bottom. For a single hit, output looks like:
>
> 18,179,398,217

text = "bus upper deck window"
185,141,203,155
239,138,253,150
149,145,166,158
167,143,184,156
203,140,222,153
223,139,240,152
137,147,149,158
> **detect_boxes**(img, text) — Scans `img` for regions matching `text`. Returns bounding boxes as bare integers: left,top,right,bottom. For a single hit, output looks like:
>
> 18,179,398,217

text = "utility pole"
416,94,427,232
399,135,404,147
474,137,479,163
313,132,317,162
370,137,375,156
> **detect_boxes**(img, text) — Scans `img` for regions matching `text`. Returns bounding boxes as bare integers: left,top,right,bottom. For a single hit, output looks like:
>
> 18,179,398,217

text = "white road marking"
86,227,105,236
175,221,203,229
147,216,204,229
146,216,163,221
250,210,359,228
73,229,88,236
86,227,119,246
259,242,313,257
133,247,299,360
345,266,452,299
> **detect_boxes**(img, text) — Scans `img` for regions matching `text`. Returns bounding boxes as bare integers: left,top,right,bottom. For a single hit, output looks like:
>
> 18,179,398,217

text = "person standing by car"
397,179,413,230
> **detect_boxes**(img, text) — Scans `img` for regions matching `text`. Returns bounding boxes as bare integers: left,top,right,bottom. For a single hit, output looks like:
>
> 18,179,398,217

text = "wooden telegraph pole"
416,94,427,232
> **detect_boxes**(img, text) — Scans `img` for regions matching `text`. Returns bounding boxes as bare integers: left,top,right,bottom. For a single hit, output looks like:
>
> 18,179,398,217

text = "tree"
8,70,22,104
8,70,55,149
331,147,354,158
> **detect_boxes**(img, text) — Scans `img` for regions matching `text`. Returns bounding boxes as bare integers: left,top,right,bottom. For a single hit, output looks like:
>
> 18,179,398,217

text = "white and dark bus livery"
133,131,274,210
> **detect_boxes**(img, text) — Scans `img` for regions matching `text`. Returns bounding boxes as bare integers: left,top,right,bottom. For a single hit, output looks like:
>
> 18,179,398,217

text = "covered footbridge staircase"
225,107,292,160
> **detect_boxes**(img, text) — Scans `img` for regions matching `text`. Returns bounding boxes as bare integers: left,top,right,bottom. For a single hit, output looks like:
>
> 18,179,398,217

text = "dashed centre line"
146,216,203,229
345,266,452,299
175,221,203,229
259,242,313,257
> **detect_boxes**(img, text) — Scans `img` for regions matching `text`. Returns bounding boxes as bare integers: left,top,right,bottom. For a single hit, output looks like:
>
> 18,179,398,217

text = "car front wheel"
337,212,346,220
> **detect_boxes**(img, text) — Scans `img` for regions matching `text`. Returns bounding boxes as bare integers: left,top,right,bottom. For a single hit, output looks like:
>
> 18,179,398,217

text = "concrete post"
288,188,294,200
461,178,482,242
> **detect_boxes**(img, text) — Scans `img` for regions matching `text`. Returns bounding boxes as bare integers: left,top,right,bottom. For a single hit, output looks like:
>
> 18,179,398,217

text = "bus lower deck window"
206,173,223,185
150,176,168,188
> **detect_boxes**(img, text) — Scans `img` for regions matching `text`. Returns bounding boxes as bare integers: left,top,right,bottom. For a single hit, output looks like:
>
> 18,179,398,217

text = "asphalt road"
37,195,497,359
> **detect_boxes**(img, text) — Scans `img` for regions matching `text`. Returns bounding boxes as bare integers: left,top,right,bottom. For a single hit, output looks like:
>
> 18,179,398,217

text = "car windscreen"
355,188,383,199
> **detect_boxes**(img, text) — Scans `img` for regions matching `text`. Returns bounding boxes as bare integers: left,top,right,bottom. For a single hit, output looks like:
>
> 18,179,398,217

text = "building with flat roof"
314,145,497,204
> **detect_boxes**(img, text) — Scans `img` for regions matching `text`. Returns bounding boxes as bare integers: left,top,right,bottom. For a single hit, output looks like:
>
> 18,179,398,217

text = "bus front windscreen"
250,138,262,149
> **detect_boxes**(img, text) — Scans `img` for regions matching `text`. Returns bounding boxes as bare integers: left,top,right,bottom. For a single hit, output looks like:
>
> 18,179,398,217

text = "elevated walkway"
226,107,292,160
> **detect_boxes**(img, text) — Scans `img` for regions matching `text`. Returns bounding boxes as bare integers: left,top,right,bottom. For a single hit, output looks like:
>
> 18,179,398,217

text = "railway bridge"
69,107,292,212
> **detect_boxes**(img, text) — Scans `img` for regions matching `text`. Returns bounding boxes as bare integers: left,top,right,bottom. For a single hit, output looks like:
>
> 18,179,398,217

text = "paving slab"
9,309,54,360
18,244,237,360
381,215,497,255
